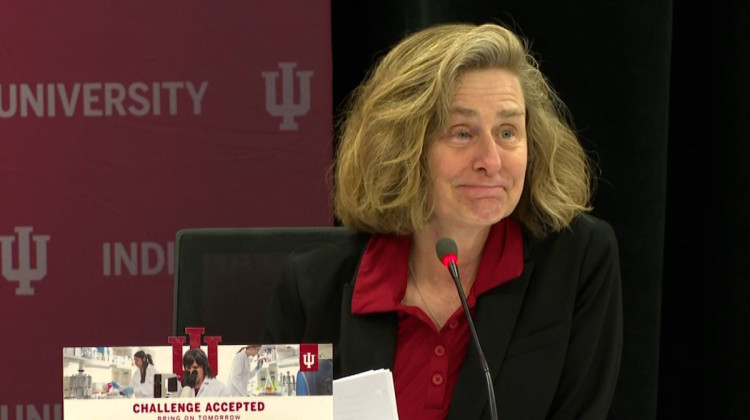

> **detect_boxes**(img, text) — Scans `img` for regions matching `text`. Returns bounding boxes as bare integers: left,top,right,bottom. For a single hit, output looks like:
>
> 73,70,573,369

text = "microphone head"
436,238,459,267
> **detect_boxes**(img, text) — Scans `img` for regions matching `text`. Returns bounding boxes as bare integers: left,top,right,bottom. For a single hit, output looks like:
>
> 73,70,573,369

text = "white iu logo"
261,62,314,131
302,352,316,369
0,226,50,295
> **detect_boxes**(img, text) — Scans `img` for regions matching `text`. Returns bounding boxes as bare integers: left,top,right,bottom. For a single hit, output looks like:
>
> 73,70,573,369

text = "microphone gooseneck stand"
437,238,499,420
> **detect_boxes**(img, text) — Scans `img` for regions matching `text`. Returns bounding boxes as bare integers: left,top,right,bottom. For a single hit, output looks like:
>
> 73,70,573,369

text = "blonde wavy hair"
334,23,592,237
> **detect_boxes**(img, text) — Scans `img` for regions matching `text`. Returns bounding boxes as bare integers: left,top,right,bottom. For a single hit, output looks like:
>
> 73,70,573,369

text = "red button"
432,373,444,386
448,319,459,329
434,345,446,357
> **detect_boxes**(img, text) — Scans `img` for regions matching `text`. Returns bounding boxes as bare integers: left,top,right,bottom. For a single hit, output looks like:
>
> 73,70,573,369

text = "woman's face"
184,361,206,387
427,68,527,231
134,357,143,368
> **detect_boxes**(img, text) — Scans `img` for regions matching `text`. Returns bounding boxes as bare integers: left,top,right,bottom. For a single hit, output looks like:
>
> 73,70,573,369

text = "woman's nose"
473,132,502,173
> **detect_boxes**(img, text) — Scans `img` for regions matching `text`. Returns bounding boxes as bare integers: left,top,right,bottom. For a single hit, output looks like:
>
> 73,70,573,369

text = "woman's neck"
194,377,204,392
410,223,491,288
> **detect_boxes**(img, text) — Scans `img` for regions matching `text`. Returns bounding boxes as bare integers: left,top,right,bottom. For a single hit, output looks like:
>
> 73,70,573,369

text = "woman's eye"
499,128,515,139
452,128,472,141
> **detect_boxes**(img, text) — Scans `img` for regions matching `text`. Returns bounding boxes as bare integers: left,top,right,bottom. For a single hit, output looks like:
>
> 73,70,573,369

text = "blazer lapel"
447,259,535,420
338,282,398,376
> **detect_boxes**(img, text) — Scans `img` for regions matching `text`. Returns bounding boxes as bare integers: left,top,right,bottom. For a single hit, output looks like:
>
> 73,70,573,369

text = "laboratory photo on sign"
223,344,333,398
62,346,169,399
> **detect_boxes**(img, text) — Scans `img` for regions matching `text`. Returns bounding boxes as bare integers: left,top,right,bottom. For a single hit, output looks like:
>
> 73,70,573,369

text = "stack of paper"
333,369,399,420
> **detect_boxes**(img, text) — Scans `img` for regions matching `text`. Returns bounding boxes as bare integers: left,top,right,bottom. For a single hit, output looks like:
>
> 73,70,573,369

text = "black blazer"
264,215,622,419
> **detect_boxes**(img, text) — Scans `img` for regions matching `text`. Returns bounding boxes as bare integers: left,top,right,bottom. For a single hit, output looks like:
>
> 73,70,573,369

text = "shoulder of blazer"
288,232,371,287
523,214,618,259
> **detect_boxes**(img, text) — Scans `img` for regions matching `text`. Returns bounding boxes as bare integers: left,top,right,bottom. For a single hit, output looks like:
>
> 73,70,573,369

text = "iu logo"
0,226,50,296
261,62,314,131
299,343,319,372
168,327,222,379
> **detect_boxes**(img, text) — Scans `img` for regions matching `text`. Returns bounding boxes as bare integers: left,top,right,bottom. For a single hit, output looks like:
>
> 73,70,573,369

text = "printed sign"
62,343,333,419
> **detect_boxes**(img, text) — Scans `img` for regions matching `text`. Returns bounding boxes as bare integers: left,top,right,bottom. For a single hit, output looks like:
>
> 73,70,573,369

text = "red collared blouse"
351,218,524,420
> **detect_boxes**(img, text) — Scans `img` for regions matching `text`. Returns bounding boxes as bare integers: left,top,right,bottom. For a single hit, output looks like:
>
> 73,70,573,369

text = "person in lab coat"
228,345,262,396
181,348,230,397
131,350,158,398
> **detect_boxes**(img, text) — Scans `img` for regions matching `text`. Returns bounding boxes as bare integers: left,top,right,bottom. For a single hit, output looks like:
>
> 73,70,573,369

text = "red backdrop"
0,1,332,416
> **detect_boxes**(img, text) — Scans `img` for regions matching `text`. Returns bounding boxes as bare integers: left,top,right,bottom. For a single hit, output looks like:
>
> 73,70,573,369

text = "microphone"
436,238,499,420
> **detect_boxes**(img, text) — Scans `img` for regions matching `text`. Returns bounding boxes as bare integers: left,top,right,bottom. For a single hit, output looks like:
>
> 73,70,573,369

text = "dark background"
330,1,749,418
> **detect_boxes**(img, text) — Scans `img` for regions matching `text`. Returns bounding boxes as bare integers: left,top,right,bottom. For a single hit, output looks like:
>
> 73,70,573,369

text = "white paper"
333,369,399,420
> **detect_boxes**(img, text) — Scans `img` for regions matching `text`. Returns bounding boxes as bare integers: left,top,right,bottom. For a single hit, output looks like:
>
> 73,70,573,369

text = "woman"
228,345,262,396
180,348,230,397
264,23,622,419
131,350,158,398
